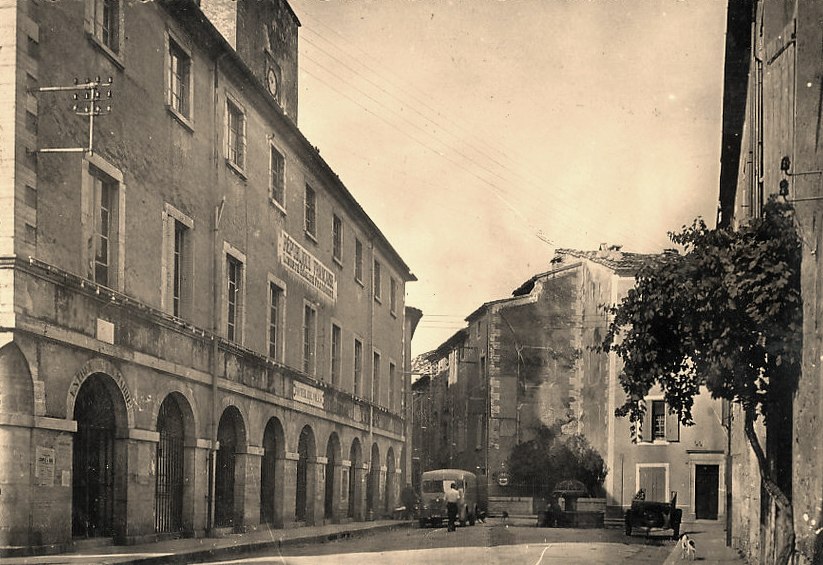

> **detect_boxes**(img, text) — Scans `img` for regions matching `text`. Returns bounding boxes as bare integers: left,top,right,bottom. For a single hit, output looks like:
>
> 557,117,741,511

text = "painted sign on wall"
280,231,336,301
293,381,324,409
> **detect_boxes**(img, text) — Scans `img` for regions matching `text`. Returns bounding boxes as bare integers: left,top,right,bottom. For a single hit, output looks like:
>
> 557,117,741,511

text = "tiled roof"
555,247,664,275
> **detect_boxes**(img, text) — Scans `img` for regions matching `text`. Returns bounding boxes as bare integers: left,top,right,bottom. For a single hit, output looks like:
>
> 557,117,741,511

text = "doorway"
695,464,719,519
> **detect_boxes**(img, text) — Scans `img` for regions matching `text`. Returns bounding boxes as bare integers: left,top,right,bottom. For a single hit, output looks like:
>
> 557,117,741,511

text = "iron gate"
155,400,184,533
72,376,116,538
215,445,236,527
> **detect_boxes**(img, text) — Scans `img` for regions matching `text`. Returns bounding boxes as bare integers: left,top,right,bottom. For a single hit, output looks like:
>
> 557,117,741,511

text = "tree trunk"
743,411,795,565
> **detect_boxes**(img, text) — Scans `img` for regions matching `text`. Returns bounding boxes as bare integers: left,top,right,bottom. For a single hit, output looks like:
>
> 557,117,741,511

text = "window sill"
638,439,675,446
167,105,194,132
87,33,124,70
333,256,343,269
270,198,287,215
390,309,397,319
374,295,382,305
225,159,247,180
355,277,364,288
304,230,318,244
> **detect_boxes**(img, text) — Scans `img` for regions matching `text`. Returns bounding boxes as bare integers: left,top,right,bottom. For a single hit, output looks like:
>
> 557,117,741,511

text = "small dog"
679,534,696,560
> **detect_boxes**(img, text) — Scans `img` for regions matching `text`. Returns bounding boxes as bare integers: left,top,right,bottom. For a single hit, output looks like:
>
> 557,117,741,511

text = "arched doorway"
348,438,362,518
325,433,341,520
385,447,396,514
72,374,125,538
367,443,380,518
260,418,284,525
155,395,185,534
215,407,245,528
295,425,316,522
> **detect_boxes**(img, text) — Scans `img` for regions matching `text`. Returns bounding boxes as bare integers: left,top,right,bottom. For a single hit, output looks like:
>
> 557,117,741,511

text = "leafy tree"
507,424,607,498
601,197,801,565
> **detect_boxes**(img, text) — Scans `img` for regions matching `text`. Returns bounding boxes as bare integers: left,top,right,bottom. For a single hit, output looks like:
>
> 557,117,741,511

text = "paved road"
202,518,674,565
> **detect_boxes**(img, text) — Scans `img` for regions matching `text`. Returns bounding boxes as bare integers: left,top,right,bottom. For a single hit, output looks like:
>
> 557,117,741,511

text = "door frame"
688,453,726,520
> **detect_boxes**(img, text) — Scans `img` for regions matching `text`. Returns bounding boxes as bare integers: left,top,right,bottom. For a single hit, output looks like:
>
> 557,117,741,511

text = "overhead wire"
294,8,664,251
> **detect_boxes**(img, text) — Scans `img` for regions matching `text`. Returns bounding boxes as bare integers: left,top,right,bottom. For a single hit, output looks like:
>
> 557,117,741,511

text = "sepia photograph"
0,0,820,563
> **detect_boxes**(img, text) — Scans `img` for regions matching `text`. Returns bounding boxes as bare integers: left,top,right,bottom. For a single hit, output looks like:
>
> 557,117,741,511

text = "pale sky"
288,0,729,356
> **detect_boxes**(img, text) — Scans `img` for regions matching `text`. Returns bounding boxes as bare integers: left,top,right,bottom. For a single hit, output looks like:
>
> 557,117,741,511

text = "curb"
121,521,414,565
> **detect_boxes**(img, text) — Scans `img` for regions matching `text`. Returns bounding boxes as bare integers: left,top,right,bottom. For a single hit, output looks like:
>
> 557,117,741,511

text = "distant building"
718,1,823,562
0,0,415,552
414,246,727,520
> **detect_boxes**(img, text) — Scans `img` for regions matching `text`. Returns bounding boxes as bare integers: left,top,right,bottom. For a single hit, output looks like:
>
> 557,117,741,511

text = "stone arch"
367,442,381,518
324,432,342,521
154,392,197,535
295,425,317,524
215,405,247,530
71,371,131,539
148,384,200,442
66,358,135,429
385,447,396,514
0,342,34,417
348,438,363,519
260,416,286,527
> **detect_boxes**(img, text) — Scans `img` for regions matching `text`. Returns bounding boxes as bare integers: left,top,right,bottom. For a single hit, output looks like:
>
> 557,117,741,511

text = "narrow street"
201,519,673,565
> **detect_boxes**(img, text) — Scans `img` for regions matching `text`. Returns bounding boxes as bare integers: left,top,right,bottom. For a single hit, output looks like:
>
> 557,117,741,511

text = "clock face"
267,67,278,97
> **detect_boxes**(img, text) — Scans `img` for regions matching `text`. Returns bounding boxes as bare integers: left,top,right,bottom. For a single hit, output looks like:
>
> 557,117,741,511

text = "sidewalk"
663,520,747,564
0,520,414,565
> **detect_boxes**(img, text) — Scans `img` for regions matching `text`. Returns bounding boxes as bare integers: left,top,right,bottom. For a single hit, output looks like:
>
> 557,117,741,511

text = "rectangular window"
226,255,243,342
269,283,284,359
305,185,316,238
389,362,396,411
270,146,285,206
333,214,342,262
162,204,193,319
101,0,119,50
303,303,317,375
168,39,191,118
651,400,666,440
355,239,363,282
390,277,397,314
331,324,342,385
92,169,117,287
373,260,382,301
172,221,186,316
641,399,679,442
226,99,246,170
354,339,363,396
86,0,123,60
373,351,381,405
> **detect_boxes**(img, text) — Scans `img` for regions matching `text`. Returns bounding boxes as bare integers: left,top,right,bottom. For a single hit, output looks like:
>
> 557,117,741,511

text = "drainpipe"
368,237,375,519
207,52,228,535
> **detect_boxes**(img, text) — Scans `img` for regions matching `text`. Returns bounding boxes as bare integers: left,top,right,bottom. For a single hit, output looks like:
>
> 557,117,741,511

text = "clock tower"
202,0,300,120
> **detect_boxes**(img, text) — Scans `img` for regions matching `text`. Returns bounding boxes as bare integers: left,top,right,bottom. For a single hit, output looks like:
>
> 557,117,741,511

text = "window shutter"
666,406,680,442
160,211,174,314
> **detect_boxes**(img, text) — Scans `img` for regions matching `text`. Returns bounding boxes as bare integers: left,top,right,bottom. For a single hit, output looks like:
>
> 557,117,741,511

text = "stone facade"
719,1,823,562
0,0,415,553
413,247,727,520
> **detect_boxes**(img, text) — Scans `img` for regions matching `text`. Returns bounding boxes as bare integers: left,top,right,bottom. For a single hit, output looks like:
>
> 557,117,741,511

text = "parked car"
624,490,682,539
418,469,481,528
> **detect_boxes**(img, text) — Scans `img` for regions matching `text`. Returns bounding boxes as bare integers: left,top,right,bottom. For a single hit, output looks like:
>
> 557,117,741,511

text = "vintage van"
419,469,480,528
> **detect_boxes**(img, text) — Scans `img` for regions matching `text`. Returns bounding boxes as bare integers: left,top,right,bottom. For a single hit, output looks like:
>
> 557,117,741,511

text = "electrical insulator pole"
28,76,113,154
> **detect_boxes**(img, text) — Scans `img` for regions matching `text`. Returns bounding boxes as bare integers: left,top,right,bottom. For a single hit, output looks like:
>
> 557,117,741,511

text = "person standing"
445,482,460,532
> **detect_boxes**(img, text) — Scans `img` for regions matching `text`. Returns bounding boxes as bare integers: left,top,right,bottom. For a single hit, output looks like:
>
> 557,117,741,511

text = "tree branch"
742,409,791,509
743,408,795,565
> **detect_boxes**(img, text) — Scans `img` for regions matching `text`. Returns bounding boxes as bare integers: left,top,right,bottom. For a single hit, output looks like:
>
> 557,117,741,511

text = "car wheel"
469,507,476,526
